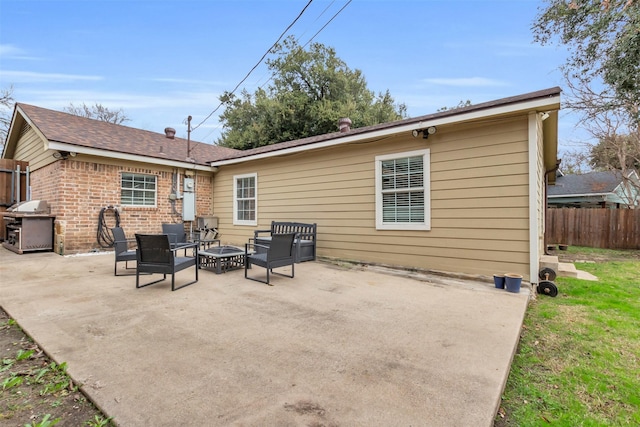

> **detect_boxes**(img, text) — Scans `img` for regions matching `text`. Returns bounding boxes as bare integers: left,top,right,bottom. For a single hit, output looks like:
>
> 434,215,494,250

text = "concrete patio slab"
0,248,530,426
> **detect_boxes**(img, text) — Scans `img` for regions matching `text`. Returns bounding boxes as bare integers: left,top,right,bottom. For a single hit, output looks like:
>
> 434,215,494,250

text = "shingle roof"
17,103,239,165
211,86,562,163
15,86,561,166
548,171,625,196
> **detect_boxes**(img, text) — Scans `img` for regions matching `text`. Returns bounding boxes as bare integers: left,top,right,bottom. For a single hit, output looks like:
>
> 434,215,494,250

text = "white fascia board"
613,180,638,194
47,141,211,171
548,193,609,198
211,95,561,167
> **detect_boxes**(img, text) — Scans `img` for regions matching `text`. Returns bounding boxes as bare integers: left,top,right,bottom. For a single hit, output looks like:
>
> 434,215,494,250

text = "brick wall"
30,159,214,254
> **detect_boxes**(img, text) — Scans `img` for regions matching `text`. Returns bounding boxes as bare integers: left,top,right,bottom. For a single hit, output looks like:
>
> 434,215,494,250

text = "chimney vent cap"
164,127,176,139
338,117,352,133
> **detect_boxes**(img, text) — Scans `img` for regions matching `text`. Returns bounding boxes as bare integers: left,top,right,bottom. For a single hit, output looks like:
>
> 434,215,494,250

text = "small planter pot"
493,274,505,289
504,273,523,293
558,244,569,251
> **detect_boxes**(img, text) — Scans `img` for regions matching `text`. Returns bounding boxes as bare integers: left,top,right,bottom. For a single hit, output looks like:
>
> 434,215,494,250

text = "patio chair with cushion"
161,223,192,255
112,227,137,276
245,232,296,286
135,234,199,291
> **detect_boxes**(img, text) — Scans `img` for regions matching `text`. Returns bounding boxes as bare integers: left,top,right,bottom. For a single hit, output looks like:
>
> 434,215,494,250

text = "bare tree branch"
1,85,16,153
63,102,130,125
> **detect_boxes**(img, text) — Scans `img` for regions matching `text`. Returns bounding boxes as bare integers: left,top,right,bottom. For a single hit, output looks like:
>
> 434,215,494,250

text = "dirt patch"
0,307,112,427
283,399,338,427
554,248,640,264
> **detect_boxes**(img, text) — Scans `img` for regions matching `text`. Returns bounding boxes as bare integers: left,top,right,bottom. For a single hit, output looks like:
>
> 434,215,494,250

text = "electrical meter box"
183,178,195,192
182,177,195,221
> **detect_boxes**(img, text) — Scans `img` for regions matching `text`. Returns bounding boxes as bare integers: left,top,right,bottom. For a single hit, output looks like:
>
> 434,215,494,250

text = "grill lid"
8,200,50,213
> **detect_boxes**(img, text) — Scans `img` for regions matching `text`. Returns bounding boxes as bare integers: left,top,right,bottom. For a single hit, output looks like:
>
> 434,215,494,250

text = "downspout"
528,112,539,285
544,160,561,255
15,164,21,203
26,166,31,201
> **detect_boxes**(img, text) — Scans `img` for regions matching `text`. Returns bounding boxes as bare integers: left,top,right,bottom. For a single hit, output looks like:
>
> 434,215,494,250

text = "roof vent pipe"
338,117,352,133
164,127,176,139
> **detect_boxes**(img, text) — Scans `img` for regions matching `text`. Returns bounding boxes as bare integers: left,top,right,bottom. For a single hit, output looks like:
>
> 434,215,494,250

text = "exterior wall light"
52,151,77,160
412,126,437,139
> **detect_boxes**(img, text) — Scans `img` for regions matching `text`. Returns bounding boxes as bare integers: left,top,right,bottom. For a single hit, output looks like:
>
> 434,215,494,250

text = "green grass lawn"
496,248,640,426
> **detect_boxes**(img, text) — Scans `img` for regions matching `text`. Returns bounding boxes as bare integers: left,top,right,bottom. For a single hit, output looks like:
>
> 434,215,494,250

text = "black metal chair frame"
245,233,296,286
112,227,137,276
161,223,192,255
135,233,199,291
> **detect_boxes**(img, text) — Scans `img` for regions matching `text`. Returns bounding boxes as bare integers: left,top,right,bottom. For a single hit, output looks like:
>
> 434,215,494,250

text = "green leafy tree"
63,102,130,125
217,36,407,149
533,0,640,120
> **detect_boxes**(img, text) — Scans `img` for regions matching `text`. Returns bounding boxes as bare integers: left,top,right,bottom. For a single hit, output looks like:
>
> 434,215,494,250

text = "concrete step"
558,262,578,278
539,255,559,279
539,258,599,281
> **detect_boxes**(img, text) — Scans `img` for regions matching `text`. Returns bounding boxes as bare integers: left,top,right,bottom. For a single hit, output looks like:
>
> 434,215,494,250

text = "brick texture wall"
30,159,213,254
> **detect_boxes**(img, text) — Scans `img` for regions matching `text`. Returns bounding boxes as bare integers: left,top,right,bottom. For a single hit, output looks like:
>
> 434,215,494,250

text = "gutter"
47,141,212,172
548,193,610,198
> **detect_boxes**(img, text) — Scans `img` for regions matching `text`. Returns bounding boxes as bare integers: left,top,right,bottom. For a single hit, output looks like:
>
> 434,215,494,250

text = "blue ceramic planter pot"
493,274,505,289
505,274,522,293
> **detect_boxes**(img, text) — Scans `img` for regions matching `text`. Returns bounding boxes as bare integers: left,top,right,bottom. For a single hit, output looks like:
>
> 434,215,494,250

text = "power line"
200,2,349,142
192,0,314,131
302,0,351,49
294,0,337,43
254,0,352,93
244,0,342,94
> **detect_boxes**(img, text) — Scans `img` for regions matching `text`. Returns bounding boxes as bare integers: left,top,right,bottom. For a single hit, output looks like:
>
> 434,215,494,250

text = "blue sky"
0,0,583,150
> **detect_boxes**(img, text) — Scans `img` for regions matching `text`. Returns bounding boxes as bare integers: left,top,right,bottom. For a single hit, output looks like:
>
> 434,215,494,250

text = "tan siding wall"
13,126,56,171
213,116,532,278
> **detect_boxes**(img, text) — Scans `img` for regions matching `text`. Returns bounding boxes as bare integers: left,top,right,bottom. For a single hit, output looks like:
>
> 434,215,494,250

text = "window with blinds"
375,149,430,230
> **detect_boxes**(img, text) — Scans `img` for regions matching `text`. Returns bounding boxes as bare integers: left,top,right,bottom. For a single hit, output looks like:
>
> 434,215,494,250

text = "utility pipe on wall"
543,160,561,255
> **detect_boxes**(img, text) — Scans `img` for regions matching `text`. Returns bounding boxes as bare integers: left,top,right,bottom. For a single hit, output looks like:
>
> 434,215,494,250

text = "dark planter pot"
493,274,505,289
505,274,523,293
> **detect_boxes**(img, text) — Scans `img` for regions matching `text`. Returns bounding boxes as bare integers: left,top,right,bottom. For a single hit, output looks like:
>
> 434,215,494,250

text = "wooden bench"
254,221,317,262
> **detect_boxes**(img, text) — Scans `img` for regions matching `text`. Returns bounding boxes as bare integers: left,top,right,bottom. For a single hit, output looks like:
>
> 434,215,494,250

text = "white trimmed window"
121,173,157,206
375,149,430,230
233,173,257,226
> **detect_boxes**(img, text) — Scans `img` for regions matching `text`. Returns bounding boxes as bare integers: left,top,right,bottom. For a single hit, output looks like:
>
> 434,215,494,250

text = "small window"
375,149,430,230
121,173,157,206
233,173,257,226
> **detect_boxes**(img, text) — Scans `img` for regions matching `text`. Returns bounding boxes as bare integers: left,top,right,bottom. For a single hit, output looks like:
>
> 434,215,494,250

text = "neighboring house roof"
548,170,640,206
3,103,239,167
210,87,562,167
548,171,622,197
548,170,631,196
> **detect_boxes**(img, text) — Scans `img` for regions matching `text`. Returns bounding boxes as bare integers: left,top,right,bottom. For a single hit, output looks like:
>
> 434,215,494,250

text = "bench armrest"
254,229,272,238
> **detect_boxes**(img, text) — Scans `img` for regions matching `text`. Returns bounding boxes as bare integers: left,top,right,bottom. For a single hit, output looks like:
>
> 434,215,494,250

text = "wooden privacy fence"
546,208,640,249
